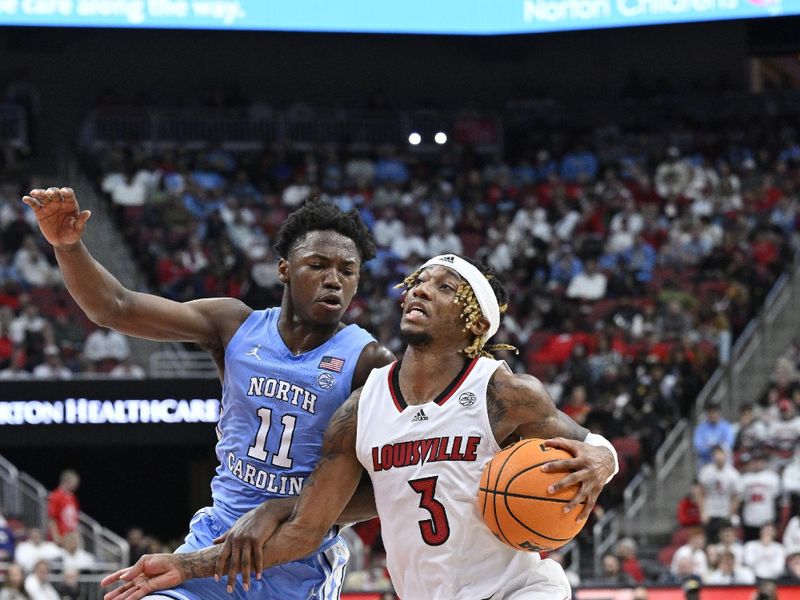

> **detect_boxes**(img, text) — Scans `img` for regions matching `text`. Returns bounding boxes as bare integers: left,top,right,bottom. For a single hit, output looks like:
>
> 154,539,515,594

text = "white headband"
420,255,501,340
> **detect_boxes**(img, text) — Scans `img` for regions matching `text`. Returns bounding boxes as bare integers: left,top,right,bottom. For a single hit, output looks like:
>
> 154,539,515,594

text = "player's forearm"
254,480,375,526
337,475,377,524
260,520,328,569
173,545,223,580
54,242,130,326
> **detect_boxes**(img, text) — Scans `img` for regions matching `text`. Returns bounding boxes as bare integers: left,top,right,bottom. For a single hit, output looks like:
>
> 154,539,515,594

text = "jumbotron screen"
0,0,796,35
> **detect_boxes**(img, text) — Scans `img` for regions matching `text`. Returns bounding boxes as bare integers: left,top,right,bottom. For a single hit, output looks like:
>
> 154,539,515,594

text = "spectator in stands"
13,236,60,288
562,384,591,426
784,507,800,555
109,357,146,378
594,553,636,586
751,579,778,600
677,481,703,528
657,300,693,340
125,527,148,564
372,207,403,249
0,349,30,379
706,550,756,584
671,530,708,580
733,403,767,453
13,528,61,571
426,223,462,256
783,445,800,515
712,523,744,567
681,575,702,600
23,560,58,600
693,400,735,466
614,537,645,583
785,552,800,582
0,506,13,564
58,532,96,572
51,312,84,354
739,453,781,541
47,470,80,546
566,258,607,301
697,445,742,542
9,302,45,350
101,165,148,210
55,568,83,600
743,523,785,580
632,587,649,600
31,345,71,379
82,327,130,371
767,398,800,469
0,563,27,600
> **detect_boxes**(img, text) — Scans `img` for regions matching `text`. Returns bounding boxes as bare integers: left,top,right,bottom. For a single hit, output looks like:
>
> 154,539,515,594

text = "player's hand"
22,187,91,250
101,554,186,600
540,437,615,522
212,498,294,592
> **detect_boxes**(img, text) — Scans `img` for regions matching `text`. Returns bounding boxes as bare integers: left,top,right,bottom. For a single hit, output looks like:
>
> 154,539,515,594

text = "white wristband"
583,432,619,484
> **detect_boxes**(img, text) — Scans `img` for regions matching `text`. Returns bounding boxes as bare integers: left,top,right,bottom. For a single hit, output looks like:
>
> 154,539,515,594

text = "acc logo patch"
317,372,336,390
459,391,477,407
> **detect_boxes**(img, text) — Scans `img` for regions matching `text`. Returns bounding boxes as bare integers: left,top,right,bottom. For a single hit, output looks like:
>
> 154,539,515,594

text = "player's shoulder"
187,297,254,327
488,368,548,401
352,342,395,389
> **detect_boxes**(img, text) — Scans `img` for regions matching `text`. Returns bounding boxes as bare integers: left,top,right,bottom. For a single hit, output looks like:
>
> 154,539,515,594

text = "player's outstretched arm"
102,390,365,600
22,187,249,348
487,370,617,522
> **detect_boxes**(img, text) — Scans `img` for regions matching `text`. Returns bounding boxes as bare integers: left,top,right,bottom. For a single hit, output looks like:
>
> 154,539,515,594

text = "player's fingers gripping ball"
477,438,587,552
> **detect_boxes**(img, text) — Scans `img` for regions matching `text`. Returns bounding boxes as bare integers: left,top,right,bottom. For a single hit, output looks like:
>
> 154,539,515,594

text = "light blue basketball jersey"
163,307,375,600
213,307,375,529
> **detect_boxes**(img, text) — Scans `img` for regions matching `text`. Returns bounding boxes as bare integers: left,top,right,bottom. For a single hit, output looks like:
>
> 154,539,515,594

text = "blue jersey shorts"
157,508,349,600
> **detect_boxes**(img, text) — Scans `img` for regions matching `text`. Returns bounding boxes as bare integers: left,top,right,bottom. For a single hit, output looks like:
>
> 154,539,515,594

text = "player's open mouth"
405,302,429,319
317,295,343,310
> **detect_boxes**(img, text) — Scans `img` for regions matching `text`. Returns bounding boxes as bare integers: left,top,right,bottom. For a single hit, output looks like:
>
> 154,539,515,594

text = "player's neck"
277,300,342,356
398,346,471,405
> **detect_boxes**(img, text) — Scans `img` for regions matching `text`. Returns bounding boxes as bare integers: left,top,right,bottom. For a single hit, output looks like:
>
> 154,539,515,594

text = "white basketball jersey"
355,357,543,600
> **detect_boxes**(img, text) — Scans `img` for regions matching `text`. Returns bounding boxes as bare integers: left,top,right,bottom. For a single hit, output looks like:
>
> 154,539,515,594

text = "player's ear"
469,316,490,337
278,258,290,284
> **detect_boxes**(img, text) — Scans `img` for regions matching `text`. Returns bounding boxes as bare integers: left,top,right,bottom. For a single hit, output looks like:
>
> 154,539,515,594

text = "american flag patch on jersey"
319,356,345,373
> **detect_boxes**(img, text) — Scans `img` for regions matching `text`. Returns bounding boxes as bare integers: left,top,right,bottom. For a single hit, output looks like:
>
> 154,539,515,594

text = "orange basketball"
477,438,586,552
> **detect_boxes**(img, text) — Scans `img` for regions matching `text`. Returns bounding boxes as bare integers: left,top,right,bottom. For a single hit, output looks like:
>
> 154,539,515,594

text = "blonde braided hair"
397,268,518,358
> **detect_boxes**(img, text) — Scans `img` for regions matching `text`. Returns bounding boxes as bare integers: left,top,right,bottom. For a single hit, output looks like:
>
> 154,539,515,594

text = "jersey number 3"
247,407,297,468
409,476,451,546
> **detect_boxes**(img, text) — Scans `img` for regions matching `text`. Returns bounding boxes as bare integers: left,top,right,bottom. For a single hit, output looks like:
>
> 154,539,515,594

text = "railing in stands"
149,347,218,378
622,471,648,538
654,419,690,490
593,509,619,576
80,108,504,152
0,454,129,570
604,255,800,571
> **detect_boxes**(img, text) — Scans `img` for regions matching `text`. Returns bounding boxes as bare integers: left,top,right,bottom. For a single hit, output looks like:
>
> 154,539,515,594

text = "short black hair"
273,198,376,261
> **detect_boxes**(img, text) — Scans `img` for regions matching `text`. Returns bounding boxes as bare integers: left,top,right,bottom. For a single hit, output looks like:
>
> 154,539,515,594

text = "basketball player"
22,187,394,599
102,254,618,600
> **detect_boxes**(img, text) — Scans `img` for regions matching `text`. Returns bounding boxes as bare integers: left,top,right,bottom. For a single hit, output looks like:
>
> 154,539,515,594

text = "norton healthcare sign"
0,0,795,35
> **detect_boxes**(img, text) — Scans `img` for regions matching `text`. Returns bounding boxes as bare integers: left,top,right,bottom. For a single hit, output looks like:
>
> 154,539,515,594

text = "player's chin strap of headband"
584,433,619,484
420,255,501,340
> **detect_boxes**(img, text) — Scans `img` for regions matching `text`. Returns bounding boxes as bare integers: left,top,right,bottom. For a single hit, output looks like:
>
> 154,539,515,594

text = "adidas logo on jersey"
411,408,428,422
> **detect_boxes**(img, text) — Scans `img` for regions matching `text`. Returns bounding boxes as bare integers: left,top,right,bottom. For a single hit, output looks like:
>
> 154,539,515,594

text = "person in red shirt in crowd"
677,481,703,527
47,469,80,545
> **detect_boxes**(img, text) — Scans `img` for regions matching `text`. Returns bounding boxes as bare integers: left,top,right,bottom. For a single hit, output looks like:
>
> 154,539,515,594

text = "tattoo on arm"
487,373,588,442
177,546,222,579
286,390,361,525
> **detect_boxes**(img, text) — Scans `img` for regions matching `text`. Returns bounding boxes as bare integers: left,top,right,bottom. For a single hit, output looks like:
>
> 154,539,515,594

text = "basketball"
477,438,586,552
